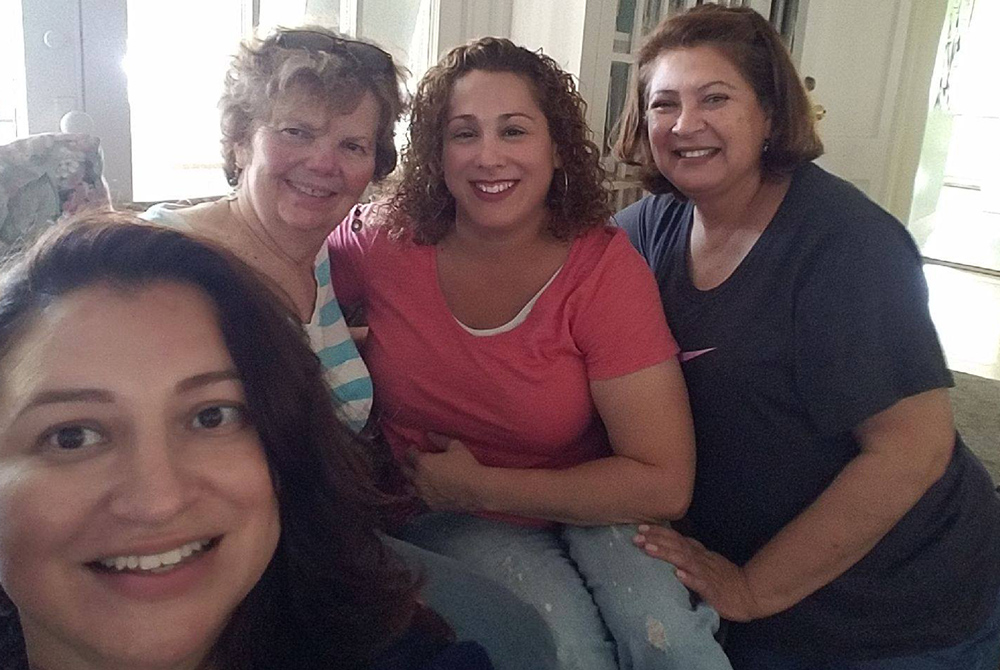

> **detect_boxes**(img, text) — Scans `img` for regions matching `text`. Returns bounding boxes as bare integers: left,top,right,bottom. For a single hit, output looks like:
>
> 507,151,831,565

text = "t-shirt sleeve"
794,212,952,437
572,229,680,381
326,204,379,309
614,197,654,266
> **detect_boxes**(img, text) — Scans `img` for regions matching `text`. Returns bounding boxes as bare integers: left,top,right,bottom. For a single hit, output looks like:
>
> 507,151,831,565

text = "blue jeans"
396,512,732,670
384,535,558,670
727,586,1000,670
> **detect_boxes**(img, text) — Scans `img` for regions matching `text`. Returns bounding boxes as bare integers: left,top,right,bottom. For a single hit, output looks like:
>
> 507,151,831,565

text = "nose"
476,135,504,169
108,429,192,525
672,103,705,136
303,139,343,176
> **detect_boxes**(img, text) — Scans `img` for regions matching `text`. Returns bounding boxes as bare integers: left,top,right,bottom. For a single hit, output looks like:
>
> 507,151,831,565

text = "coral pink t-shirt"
328,208,679,476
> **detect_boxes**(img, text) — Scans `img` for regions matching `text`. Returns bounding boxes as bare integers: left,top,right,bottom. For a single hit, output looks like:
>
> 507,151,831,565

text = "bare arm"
406,358,696,525
636,387,955,620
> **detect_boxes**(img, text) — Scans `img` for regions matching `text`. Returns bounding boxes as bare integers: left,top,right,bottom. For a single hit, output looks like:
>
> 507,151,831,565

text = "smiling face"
645,45,771,202
442,70,560,237
0,282,280,670
237,89,379,239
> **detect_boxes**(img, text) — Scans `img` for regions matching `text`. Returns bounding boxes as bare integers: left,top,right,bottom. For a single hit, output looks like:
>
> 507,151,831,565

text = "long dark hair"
0,210,417,669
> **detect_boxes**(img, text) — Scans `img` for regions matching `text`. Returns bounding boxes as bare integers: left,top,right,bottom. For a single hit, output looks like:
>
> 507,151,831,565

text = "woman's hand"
402,434,490,512
634,524,764,622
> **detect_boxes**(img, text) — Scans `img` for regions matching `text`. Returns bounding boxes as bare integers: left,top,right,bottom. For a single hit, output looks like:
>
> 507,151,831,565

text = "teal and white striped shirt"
142,202,373,431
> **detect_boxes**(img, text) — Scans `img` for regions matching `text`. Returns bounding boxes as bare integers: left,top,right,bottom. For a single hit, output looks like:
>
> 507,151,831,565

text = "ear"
552,145,563,170
234,140,252,173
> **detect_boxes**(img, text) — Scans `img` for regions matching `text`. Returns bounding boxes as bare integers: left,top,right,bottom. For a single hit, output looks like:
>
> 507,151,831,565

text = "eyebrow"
20,389,114,414
650,80,739,96
14,370,242,420
175,369,242,393
447,112,537,124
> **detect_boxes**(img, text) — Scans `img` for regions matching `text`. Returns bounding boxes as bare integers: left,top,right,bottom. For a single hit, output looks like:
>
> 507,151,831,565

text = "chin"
77,626,218,669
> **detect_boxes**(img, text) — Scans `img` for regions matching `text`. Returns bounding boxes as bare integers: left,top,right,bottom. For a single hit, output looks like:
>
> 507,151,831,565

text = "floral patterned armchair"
0,133,111,257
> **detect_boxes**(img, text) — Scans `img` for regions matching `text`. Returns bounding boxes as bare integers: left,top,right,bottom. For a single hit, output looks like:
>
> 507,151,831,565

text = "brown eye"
45,426,102,450
192,405,244,430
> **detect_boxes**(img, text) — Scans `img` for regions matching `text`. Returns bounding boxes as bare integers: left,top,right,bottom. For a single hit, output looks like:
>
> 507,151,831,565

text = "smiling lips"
675,148,718,159
473,180,516,194
287,180,334,198
92,537,218,574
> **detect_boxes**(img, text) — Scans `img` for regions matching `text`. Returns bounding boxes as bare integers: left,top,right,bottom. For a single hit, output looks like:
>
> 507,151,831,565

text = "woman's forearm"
475,455,691,525
743,391,954,616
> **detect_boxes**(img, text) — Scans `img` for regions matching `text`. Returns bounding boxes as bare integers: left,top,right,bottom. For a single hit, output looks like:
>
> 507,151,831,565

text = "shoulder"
784,163,922,269
140,202,195,230
571,225,649,272
614,193,691,265
560,226,662,310
614,193,688,232
329,201,405,255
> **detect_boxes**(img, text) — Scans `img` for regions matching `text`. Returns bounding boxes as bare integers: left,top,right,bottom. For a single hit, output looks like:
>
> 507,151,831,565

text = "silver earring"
762,139,771,155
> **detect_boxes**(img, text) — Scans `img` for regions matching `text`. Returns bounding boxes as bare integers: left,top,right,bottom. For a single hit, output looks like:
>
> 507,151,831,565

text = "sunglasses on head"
274,29,395,76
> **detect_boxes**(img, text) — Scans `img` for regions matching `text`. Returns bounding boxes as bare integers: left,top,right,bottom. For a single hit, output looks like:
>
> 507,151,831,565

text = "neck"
689,172,770,232
228,190,323,267
445,213,553,259
25,640,211,670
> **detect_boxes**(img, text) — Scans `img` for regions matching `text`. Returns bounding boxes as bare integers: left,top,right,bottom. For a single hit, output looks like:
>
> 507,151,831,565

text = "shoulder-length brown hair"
389,37,612,244
614,4,823,196
0,211,417,670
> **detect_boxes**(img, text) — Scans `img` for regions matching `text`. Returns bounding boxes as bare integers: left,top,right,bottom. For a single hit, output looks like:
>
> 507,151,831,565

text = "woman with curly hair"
0,212,494,670
329,37,731,670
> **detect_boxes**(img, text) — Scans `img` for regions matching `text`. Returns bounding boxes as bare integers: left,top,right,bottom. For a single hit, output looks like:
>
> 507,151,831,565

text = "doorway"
909,0,1000,274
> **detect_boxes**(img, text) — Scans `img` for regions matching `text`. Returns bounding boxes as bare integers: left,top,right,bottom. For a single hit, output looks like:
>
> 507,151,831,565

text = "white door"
795,0,914,205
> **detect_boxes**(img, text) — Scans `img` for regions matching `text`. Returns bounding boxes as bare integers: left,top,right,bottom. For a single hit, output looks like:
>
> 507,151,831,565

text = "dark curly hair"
220,25,408,187
0,211,417,670
388,37,612,244
614,4,823,196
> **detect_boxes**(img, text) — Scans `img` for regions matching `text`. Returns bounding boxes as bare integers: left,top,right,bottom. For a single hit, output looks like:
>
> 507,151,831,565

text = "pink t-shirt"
328,206,679,475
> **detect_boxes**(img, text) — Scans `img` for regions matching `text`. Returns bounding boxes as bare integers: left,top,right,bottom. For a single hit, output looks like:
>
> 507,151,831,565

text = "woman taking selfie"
0,212,492,670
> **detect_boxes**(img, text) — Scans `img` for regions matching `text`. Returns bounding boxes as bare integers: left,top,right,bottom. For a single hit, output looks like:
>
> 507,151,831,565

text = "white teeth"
289,181,333,198
475,181,515,194
98,540,211,573
678,149,715,158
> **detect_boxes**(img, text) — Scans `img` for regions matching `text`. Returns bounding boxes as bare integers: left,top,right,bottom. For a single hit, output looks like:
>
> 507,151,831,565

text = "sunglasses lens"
276,31,393,74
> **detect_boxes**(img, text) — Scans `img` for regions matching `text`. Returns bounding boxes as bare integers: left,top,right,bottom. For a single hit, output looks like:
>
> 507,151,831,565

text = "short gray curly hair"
219,25,408,186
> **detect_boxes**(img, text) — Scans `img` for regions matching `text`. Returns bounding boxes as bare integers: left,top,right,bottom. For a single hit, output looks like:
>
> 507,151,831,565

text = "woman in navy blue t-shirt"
614,5,1000,668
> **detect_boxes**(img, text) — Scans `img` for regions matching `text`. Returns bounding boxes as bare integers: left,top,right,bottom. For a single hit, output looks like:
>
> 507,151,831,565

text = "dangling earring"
762,138,771,155
350,204,364,233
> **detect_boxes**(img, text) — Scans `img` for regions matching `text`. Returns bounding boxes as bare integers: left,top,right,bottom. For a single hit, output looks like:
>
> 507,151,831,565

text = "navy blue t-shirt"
617,162,1000,660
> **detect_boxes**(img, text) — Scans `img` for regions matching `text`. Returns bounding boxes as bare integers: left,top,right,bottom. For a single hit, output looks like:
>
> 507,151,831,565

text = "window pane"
642,0,665,36
361,0,434,83
614,0,637,54
125,0,247,201
258,1,338,35
604,61,632,155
